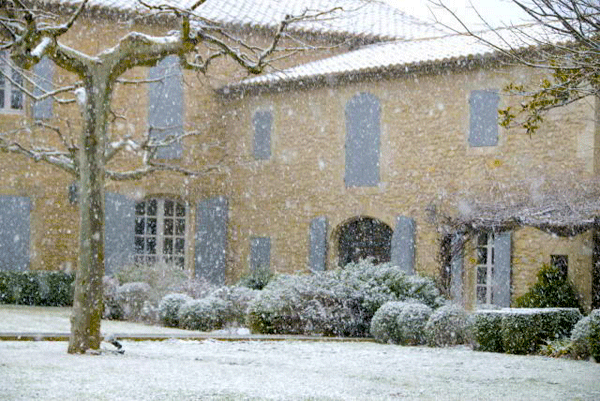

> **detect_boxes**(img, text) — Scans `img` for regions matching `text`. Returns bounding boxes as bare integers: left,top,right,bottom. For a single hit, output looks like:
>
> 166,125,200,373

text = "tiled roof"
221,24,563,92
35,0,447,41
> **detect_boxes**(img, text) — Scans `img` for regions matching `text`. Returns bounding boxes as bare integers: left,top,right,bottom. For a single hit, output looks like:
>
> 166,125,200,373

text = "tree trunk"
68,71,110,354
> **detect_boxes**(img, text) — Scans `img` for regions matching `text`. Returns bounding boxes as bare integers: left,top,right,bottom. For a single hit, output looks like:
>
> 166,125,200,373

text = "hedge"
0,271,74,306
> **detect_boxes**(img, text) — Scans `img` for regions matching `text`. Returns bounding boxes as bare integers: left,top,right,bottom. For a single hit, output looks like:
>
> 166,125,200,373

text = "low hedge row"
472,308,582,354
0,271,75,306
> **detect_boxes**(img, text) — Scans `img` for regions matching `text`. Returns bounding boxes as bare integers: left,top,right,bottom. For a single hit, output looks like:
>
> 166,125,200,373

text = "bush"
570,309,600,361
237,265,273,290
247,260,445,337
370,301,432,345
115,282,151,321
178,296,229,331
515,264,582,310
425,304,471,347
472,311,504,352
102,276,123,320
113,262,191,302
0,271,74,306
211,286,259,326
500,308,582,354
158,293,192,327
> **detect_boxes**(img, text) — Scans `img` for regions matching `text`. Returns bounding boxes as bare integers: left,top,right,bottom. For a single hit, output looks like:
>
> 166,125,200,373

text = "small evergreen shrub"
158,293,192,327
237,265,273,290
425,304,471,347
211,286,259,326
0,271,74,306
570,310,600,361
115,282,151,321
178,296,229,331
370,301,407,343
396,302,433,345
515,264,581,310
472,311,504,352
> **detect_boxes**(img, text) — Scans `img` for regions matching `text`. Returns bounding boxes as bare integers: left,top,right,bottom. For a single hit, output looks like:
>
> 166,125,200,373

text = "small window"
134,198,187,268
252,110,272,160
551,254,568,278
469,90,499,147
0,52,23,113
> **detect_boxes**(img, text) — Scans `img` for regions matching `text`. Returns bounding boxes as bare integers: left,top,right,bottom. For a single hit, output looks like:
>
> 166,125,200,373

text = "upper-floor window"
148,56,183,159
0,52,23,113
469,90,499,147
252,110,272,160
345,92,380,187
134,198,187,268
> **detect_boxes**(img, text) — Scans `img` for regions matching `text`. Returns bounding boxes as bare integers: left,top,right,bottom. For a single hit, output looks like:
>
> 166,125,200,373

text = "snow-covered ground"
1,306,599,400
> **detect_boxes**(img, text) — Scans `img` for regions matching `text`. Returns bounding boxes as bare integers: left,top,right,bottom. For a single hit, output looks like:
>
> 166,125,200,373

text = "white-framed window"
475,232,495,305
0,52,23,113
134,198,187,268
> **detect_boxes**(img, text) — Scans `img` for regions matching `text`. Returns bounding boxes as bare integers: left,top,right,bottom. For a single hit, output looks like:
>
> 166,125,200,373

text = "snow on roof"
36,0,447,42
221,24,563,93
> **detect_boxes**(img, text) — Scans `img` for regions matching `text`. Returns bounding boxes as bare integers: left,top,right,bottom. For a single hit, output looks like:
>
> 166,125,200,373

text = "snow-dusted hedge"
158,293,192,327
370,300,432,345
178,296,229,331
425,304,471,347
570,309,600,361
472,311,504,352
247,260,445,337
0,271,74,306
115,282,152,322
211,286,259,325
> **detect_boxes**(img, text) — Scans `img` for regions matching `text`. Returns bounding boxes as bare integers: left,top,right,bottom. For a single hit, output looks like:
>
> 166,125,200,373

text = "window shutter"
105,192,135,274
493,231,512,307
148,55,183,159
195,197,228,285
345,92,380,187
391,216,415,274
0,196,30,271
450,233,464,303
309,216,328,272
33,57,54,119
252,110,272,160
469,90,499,147
250,237,271,272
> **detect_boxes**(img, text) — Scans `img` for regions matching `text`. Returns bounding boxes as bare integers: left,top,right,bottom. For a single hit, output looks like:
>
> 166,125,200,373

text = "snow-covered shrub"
472,310,504,352
211,286,259,326
371,301,432,345
237,265,273,290
570,310,600,361
178,296,229,331
102,276,123,320
247,260,446,337
115,282,151,321
425,304,471,347
113,262,192,303
0,271,74,306
500,308,582,354
158,293,192,327
370,301,406,343
515,264,582,311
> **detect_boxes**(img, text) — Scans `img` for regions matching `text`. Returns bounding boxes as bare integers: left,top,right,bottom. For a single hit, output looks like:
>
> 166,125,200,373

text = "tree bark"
68,68,110,354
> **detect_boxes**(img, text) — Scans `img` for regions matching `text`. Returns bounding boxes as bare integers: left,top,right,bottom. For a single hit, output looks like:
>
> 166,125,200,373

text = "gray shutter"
105,192,135,274
195,197,228,285
345,92,380,187
33,57,53,119
253,110,272,160
309,216,328,272
250,237,271,272
493,231,512,307
148,55,183,159
391,216,415,274
450,233,464,303
0,196,30,271
469,90,499,147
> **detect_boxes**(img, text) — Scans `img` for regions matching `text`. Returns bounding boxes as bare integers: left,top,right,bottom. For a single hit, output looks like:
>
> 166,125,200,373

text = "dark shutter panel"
450,233,464,303
105,192,135,274
253,110,272,160
148,55,183,159
309,216,328,272
250,237,271,272
391,216,415,274
0,196,30,271
345,92,380,187
493,231,512,307
469,90,499,147
195,197,228,285
33,57,53,119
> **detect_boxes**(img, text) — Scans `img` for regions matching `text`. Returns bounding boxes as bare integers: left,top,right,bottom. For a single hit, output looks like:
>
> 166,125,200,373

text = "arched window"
134,198,187,268
345,92,380,187
338,217,392,266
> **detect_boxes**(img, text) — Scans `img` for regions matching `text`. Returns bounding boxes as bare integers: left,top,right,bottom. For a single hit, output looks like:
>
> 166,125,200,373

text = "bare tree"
0,0,334,354
433,0,600,135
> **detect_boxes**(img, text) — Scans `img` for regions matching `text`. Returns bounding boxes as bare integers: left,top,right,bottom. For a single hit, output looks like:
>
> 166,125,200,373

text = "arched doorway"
338,216,392,266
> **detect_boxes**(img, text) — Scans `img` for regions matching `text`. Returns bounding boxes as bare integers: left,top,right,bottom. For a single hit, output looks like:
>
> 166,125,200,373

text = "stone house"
1,0,598,311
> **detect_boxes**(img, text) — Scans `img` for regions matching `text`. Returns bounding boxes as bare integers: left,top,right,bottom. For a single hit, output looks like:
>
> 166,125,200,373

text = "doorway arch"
337,216,392,266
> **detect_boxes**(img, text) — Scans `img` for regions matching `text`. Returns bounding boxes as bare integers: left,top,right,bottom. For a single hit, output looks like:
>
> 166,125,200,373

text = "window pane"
176,256,184,268
135,217,145,235
11,69,22,110
147,199,157,216
146,238,156,254
0,89,4,109
176,219,185,235
164,218,173,235
135,202,146,215
147,218,157,235
164,238,173,254
176,202,185,217
478,233,488,246
164,200,174,216
477,247,487,264
476,286,487,304
135,237,145,254
175,238,185,254
477,266,487,284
